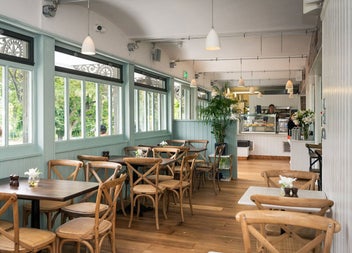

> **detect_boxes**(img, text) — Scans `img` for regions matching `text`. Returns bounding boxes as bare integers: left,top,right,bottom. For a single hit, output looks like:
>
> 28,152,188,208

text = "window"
54,48,123,141
134,69,167,133
196,88,210,119
0,28,34,147
174,81,191,119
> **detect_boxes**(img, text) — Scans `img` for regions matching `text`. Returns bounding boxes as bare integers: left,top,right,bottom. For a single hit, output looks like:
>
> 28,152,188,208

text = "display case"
240,114,277,133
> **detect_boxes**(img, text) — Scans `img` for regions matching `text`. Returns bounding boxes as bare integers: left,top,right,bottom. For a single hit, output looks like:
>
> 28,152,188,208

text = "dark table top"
0,178,99,201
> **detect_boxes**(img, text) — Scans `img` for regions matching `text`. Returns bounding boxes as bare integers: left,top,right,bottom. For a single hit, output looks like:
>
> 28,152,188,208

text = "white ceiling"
60,0,321,92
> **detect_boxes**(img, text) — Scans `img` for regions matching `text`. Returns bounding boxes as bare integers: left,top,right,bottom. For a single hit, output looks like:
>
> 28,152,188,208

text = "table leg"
31,199,40,228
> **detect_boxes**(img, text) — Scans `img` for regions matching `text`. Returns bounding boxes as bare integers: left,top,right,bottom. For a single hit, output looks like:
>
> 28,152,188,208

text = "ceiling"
58,0,322,93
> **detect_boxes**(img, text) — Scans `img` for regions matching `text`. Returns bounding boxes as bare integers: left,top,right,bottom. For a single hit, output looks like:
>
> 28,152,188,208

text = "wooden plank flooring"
99,158,290,253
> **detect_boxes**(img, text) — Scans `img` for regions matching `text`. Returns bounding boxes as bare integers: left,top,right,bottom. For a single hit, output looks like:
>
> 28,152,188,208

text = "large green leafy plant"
200,86,237,143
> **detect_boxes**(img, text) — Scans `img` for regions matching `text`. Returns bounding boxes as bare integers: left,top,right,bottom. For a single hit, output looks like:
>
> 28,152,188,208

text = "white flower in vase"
24,168,41,187
160,141,168,146
278,175,296,188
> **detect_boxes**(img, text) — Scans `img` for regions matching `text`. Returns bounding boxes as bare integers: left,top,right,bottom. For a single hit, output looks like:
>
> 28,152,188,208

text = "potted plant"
200,85,237,148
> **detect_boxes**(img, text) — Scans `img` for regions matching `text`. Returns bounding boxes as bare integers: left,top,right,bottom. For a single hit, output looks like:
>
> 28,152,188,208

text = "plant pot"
215,142,227,155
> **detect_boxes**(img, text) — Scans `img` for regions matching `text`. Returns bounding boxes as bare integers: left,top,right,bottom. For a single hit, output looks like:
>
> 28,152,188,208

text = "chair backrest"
250,194,334,216
0,193,19,252
123,157,163,191
165,139,187,146
163,145,190,166
186,139,209,161
261,170,319,190
306,143,322,156
212,143,226,168
94,174,127,233
82,161,122,202
123,146,151,157
77,155,109,181
48,159,83,181
87,161,122,184
152,147,180,176
179,154,197,185
236,210,341,253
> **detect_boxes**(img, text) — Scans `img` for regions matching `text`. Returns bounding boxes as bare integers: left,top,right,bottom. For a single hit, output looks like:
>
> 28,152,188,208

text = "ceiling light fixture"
205,0,220,50
190,60,198,88
285,57,293,89
81,0,96,55
238,58,245,87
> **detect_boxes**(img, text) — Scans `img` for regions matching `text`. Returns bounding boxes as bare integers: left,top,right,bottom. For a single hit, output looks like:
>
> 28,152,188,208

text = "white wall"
321,0,352,251
249,94,300,113
0,0,196,87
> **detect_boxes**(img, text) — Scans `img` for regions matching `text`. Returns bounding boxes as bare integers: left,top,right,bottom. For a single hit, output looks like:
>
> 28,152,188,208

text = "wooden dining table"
238,186,327,212
0,177,99,229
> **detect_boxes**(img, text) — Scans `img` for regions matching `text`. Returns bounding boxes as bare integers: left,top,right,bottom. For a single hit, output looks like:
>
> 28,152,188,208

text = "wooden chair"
0,193,56,252
152,146,180,181
77,154,109,181
22,159,83,230
123,157,166,230
236,210,341,253
61,161,125,222
165,139,187,146
123,146,151,157
250,194,334,238
160,154,197,222
195,143,225,194
261,169,319,190
56,174,127,253
305,143,322,190
186,139,209,163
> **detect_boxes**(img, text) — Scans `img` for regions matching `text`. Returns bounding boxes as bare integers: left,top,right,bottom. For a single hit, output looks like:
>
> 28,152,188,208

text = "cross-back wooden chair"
123,157,166,230
160,154,197,222
236,210,341,253
77,154,109,181
186,139,209,163
165,139,187,146
22,159,83,230
152,146,180,181
261,170,319,190
0,193,56,252
123,146,151,157
250,194,335,238
61,161,125,221
195,143,225,194
56,174,127,253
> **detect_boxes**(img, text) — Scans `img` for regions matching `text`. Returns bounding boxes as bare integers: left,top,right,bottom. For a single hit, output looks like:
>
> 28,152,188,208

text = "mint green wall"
172,120,238,179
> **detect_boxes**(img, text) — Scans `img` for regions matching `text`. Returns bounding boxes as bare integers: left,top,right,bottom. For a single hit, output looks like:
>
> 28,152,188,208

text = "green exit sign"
183,71,188,79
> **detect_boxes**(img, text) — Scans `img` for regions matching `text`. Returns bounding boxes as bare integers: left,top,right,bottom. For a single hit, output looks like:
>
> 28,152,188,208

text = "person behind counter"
287,112,297,136
268,104,276,114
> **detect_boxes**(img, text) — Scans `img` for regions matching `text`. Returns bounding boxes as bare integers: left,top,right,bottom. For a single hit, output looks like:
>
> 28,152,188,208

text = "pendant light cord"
87,0,90,36
211,0,214,29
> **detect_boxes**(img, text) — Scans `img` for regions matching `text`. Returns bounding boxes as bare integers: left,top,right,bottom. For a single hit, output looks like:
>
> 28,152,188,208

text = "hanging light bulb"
257,92,263,98
289,92,294,98
81,0,96,55
238,58,245,87
205,0,220,50
285,57,293,89
190,60,198,87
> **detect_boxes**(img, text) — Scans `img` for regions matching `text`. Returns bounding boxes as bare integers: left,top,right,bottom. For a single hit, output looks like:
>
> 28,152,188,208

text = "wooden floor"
96,159,290,253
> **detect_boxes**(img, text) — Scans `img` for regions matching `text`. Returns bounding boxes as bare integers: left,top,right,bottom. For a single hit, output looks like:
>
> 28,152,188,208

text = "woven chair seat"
0,227,56,251
61,202,108,217
160,179,190,189
0,220,13,230
133,184,165,194
56,217,111,240
24,199,71,212
147,174,173,181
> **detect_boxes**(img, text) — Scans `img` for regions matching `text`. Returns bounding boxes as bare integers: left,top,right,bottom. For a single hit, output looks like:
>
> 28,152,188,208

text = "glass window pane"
54,76,66,141
69,79,82,139
0,65,4,146
99,83,108,135
85,81,97,138
111,85,121,135
137,90,146,132
134,71,166,89
0,33,31,60
8,67,31,145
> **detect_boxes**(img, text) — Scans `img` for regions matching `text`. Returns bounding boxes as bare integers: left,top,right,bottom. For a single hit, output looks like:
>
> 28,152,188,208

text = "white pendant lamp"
238,58,245,87
285,57,293,89
285,79,293,89
81,0,96,55
205,0,220,50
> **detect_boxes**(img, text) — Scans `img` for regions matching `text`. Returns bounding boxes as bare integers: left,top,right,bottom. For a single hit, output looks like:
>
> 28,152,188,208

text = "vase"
303,125,309,140
28,175,40,187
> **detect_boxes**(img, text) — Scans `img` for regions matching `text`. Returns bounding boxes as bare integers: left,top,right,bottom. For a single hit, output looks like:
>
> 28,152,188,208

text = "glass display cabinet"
240,114,277,133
